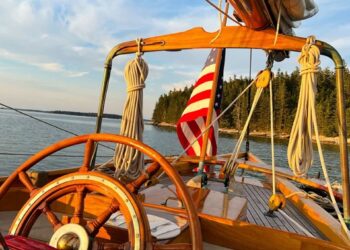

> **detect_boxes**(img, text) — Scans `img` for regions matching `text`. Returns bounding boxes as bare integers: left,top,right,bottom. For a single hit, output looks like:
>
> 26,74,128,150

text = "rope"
287,36,319,177
245,49,253,156
112,38,148,181
210,0,223,44
278,209,315,238
288,36,350,236
204,0,243,26
269,78,276,195
273,0,282,46
224,87,265,175
157,78,257,179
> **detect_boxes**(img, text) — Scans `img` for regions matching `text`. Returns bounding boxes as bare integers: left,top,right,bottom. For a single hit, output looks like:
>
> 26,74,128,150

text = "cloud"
0,0,349,119
35,62,64,72
0,48,89,77
67,71,89,78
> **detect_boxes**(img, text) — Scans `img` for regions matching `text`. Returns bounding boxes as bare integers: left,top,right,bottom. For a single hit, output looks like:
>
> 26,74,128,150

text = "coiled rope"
102,39,148,181
114,39,148,180
287,36,319,177
287,36,350,236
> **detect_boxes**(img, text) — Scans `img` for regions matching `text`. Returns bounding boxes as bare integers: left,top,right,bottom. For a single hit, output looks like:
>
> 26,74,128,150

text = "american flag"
176,49,225,171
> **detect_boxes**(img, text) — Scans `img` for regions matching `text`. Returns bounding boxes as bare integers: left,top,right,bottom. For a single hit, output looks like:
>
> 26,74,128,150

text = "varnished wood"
41,204,62,231
86,199,119,236
277,177,350,246
71,185,86,224
154,243,192,250
0,134,202,249
198,3,229,174
105,26,316,64
199,215,349,250
237,159,343,201
81,139,94,171
126,162,160,193
18,171,35,193
0,187,29,211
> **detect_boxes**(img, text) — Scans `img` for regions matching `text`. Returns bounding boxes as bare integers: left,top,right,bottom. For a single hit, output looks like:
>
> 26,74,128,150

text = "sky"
0,0,349,119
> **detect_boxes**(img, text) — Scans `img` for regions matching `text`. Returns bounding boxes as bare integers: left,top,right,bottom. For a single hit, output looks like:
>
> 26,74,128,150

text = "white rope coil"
113,40,148,181
287,36,319,177
288,36,350,236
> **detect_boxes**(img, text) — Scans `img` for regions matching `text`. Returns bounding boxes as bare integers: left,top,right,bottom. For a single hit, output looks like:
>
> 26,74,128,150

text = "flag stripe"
186,90,212,106
176,49,225,172
181,99,210,116
194,72,215,87
190,81,214,98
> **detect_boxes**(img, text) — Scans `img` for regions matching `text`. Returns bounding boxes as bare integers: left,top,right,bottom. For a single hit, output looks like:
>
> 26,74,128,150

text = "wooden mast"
196,2,229,180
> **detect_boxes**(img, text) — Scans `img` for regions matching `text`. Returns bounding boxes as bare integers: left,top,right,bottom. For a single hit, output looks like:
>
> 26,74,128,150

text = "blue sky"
0,0,349,119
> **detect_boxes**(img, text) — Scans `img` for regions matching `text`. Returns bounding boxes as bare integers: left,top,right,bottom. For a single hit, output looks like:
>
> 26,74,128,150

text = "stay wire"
157,78,256,179
204,0,243,26
0,102,115,151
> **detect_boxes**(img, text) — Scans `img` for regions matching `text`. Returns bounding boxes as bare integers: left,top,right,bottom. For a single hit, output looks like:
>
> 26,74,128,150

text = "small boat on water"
1,1,350,249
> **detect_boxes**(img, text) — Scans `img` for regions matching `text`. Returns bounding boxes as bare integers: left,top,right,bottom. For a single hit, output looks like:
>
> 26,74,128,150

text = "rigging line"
157,78,256,180
270,78,276,195
273,0,283,45
278,209,314,238
0,102,115,151
204,0,243,26
0,152,113,157
225,87,264,175
245,49,253,156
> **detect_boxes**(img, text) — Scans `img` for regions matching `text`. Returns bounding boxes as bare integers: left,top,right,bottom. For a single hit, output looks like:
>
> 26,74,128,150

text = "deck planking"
241,182,326,239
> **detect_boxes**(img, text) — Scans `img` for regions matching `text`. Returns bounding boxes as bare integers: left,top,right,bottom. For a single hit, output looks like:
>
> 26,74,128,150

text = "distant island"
0,107,122,119
0,107,155,122
46,110,122,119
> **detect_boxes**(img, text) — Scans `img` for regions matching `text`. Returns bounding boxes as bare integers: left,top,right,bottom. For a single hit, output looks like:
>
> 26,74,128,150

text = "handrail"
319,42,350,225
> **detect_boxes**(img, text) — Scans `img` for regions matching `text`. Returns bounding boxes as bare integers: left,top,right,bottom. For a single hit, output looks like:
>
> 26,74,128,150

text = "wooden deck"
241,182,325,239
154,175,326,240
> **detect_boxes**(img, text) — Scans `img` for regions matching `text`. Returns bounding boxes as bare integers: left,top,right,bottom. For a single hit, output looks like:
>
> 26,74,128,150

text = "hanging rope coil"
113,38,148,181
287,36,350,236
287,36,320,177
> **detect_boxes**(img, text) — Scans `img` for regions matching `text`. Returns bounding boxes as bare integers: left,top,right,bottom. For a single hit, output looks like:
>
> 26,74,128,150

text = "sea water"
0,109,343,183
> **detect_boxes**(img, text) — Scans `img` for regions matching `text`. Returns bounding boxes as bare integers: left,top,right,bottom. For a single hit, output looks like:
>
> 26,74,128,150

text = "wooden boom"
105,26,309,63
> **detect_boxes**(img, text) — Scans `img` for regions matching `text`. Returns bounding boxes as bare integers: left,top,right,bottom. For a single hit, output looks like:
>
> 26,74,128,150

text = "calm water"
0,109,343,182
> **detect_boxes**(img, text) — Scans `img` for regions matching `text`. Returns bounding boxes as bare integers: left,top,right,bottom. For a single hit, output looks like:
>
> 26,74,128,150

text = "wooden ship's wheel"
0,134,202,249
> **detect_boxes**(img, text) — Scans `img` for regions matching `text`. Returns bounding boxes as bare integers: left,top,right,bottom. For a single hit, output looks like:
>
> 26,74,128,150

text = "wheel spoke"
126,162,160,193
71,185,86,224
80,139,94,172
86,198,119,237
41,203,62,231
18,171,36,194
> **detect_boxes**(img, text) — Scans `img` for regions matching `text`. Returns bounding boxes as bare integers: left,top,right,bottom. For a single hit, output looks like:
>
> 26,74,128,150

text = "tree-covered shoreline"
152,67,350,138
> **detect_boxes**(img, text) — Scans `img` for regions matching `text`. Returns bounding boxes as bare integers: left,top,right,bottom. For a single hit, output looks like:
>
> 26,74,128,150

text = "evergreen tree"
151,67,350,138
